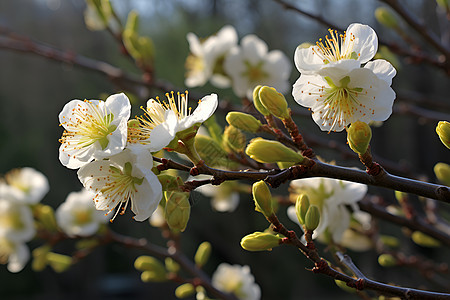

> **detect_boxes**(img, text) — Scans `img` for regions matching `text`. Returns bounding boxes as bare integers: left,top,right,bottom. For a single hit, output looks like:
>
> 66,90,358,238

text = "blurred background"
0,0,449,299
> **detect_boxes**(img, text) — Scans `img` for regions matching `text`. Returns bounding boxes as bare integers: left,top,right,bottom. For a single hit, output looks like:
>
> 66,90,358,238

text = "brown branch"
358,198,450,247
268,214,450,299
107,230,238,300
380,0,450,60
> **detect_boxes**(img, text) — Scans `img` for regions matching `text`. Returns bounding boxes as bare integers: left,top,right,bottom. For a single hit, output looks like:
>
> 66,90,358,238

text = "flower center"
185,54,205,77
73,209,93,225
129,91,193,144
97,162,144,221
242,61,268,83
0,207,25,230
5,169,30,194
313,28,359,64
59,100,117,151
302,76,374,132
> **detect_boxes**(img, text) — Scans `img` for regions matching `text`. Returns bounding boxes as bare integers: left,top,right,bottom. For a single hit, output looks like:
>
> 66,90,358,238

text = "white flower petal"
241,35,268,64
364,59,397,86
7,242,29,273
130,170,162,221
345,23,378,64
181,93,218,129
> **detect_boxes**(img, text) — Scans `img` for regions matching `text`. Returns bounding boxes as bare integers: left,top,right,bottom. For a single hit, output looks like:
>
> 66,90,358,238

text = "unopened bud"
34,204,57,232
304,205,320,231
175,283,196,298
252,181,274,218
165,191,191,232
226,112,262,133
141,270,168,282
31,244,51,272
378,254,397,267
165,257,180,273
258,86,290,120
436,121,450,149
434,162,450,186
380,235,400,248
252,85,270,116
411,231,441,248
394,190,407,205
245,138,304,164
194,241,212,268
347,121,372,154
125,10,139,33
240,232,282,251
47,252,72,273
295,194,310,225
375,7,398,29
135,256,167,274
223,125,246,152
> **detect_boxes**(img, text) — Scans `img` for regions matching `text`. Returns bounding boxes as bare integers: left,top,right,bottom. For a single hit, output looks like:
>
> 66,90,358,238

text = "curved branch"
107,230,238,300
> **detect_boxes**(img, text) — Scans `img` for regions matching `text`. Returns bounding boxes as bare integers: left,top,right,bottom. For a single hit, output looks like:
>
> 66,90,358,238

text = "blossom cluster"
185,25,291,100
0,168,49,272
58,91,218,222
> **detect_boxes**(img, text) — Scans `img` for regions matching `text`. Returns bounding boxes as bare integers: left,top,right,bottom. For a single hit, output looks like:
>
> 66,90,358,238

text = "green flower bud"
165,191,191,232
34,204,57,232
277,161,295,169
134,256,167,276
434,162,450,186
252,85,270,116
194,241,212,268
157,174,184,192
240,232,282,251
379,235,400,248
258,86,290,120
226,112,262,133
304,205,320,231
411,231,441,248
295,194,310,225
125,10,139,33
436,121,450,149
245,138,304,164
347,121,372,154
165,257,180,274
252,181,274,218
31,244,51,272
175,283,196,298
375,7,398,29
141,270,168,283
378,254,397,267
394,190,407,205
47,252,72,273
195,134,232,167
223,125,246,153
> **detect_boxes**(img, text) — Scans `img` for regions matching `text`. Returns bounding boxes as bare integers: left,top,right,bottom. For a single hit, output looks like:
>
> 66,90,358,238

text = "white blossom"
128,92,218,152
59,93,131,169
292,23,396,132
56,188,110,237
294,23,378,76
0,238,30,273
0,196,35,243
224,34,291,99
212,263,261,300
3,167,49,204
77,149,162,222
287,177,367,243
185,25,238,88
195,178,240,212
292,63,396,132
